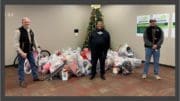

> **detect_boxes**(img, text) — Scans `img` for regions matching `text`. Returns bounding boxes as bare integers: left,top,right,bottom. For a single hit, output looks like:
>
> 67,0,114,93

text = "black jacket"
88,28,110,52
19,26,36,53
143,26,164,49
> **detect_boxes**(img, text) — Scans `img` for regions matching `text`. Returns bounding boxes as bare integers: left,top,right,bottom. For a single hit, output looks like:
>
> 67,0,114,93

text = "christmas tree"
82,5,104,48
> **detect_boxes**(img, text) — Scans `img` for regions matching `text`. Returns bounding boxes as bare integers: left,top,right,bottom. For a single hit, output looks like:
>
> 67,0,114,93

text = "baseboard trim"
5,64,17,68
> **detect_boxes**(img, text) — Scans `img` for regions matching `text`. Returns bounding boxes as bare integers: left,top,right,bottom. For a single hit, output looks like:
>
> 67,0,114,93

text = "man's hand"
152,44,157,49
21,52,27,59
33,46,41,54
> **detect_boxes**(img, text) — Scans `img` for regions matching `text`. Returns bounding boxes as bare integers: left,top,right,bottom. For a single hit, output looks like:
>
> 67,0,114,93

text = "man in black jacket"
142,19,164,80
88,20,110,80
14,17,41,88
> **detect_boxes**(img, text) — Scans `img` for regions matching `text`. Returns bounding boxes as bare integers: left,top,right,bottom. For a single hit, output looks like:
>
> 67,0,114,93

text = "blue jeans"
143,48,160,75
18,52,38,82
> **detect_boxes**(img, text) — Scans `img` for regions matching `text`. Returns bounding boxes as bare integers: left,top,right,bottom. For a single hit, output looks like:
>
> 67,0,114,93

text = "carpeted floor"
5,64,175,96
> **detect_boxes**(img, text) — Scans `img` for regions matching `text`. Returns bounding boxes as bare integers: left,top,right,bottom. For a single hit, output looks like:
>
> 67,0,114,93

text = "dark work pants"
91,50,107,76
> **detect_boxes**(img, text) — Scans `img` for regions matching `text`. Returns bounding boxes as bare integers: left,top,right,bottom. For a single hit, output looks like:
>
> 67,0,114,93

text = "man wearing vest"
142,19,164,80
88,20,111,80
14,17,41,88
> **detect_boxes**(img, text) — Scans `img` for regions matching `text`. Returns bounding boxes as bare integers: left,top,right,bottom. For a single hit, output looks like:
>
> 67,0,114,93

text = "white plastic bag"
49,54,64,73
105,58,114,70
83,60,92,75
77,54,86,74
126,58,142,68
24,59,32,74
113,55,125,67
118,43,134,57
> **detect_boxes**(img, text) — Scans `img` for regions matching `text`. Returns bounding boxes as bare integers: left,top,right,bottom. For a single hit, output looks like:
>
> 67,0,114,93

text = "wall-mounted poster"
152,13,170,38
136,15,151,37
171,13,175,38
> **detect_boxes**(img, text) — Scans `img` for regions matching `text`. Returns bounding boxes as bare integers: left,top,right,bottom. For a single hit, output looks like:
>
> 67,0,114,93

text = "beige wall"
5,5,91,65
102,5,175,66
5,5,175,66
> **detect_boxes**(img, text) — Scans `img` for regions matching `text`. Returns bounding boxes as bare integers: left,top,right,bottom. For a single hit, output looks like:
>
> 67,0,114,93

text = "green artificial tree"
82,7,104,49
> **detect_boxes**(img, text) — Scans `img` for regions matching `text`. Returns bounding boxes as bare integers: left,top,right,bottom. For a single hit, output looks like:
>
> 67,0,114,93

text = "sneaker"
19,81,27,88
142,74,147,79
154,75,161,80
